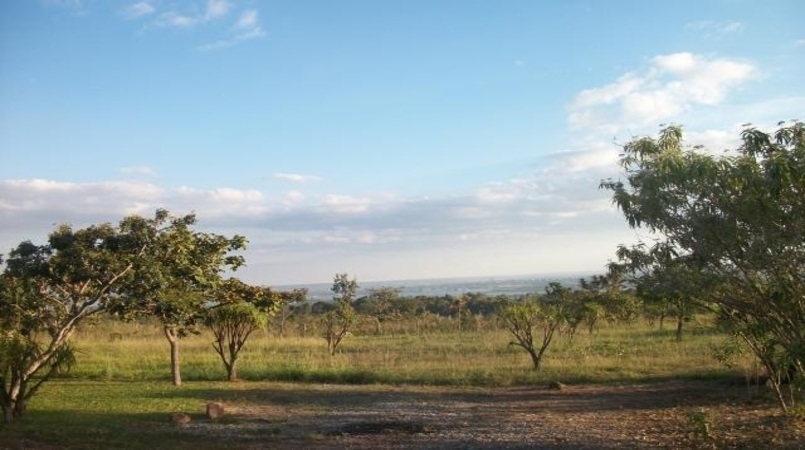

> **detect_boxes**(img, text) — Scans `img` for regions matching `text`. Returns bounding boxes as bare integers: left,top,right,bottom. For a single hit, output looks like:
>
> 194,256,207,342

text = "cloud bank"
2,50,800,284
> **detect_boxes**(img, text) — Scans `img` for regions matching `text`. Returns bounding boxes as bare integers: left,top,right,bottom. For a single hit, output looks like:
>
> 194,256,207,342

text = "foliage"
686,408,717,449
0,211,188,422
449,293,470,331
111,211,247,386
271,288,308,338
635,257,712,340
205,278,278,381
602,121,805,410
500,285,567,370
322,273,359,356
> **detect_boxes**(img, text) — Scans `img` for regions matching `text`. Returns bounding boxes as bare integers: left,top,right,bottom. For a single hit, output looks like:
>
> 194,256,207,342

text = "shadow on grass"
148,377,775,414
0,410,219,449
1,378,785,450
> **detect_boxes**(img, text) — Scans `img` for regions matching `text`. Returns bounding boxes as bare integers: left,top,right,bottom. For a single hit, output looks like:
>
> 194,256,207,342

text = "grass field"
65,316,750,386
3,316,786,448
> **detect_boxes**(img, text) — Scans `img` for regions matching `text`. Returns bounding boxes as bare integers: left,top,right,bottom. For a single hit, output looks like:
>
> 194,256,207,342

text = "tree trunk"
676,316,684,341
164,327,182,386
528,347,542,370
3,404,13,424
227,343,238,381
2,393,27,424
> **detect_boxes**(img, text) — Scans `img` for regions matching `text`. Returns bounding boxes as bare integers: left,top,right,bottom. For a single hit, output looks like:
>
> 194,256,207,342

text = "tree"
0,211,187,423
322,273,358,356
113,211,247,386
634,256,711,340
205,278,278,381
576,276,614,335
500,295,564,370
361,286,403,335
448,294,469,331
602,121,805,410
271,288,308,338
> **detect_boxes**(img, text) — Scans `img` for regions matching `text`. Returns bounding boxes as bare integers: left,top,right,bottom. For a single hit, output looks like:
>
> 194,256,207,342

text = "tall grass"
66,315,753,387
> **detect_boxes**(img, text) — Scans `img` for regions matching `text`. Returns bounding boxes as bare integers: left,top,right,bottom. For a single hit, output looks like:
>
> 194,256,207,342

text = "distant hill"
276,273,595,301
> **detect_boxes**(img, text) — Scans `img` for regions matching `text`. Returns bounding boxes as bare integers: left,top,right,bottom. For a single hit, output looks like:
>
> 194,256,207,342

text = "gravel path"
173,380,805,449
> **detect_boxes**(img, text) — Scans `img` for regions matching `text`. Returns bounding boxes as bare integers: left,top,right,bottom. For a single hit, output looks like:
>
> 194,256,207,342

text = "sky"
1,1,803,286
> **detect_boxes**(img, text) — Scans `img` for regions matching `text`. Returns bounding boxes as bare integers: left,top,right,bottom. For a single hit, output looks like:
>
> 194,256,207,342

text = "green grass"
61,316,752,386
1,317,764,448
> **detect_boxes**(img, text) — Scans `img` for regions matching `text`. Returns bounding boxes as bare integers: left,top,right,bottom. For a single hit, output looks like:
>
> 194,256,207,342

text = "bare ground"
173,380,805,449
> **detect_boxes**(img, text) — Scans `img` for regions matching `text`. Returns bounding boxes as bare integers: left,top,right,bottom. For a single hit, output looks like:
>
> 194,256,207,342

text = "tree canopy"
602,121,804,409
0,210,248,421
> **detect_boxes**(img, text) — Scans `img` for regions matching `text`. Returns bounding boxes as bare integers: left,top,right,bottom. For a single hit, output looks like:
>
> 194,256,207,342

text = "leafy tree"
205,278,279,381
0,211,187,422
634,256,711,340
602,121,805,410
576,276,612,334
500,295,564,370
361,286,403,334
322,273,358,355
271,288,308,338
562,290,591,342
113,211,247,386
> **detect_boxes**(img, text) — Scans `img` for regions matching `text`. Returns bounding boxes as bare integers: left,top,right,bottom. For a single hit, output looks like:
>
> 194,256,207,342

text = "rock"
548,381,566,391
206,402,225,420
171,413,192,424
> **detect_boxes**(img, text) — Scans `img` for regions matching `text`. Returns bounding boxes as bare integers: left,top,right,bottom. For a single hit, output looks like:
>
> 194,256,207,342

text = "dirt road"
175,380,804,449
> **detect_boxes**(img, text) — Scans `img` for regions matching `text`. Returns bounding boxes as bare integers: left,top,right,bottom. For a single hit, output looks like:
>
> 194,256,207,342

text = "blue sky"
1,0,803,286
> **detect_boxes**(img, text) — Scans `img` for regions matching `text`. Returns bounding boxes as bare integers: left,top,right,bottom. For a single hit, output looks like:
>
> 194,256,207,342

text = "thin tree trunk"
164,327,182,386
228,342,238,381
528,347,542,370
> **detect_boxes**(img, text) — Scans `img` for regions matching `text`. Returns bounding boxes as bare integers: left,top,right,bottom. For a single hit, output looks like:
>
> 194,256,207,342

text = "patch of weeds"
709,339,744,370
686,408,717,449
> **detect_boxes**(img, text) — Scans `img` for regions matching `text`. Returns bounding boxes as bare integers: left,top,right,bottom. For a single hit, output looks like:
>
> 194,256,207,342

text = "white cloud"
0,171,630,283
235,9,259,31
153,0,231,29
571,73,644,109
120,165,157,176
0,179,163,228
197,9,265,51
155,11,199,28
319,194,373,214
653,52,698,74
204,0,232,20
568,52,756,133
475,183,519,203
273,173,322,183
283,190,306,205
177,186,264,203
685,20,744,36
122,1,155,19
685,127,742,154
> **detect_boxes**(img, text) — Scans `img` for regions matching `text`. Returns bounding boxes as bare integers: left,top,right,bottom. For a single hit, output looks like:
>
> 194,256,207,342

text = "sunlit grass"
65,316,754,386
1,316,764,448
